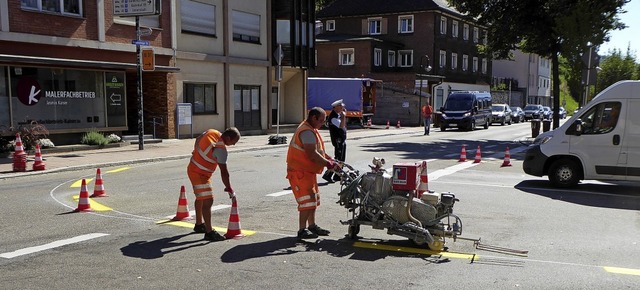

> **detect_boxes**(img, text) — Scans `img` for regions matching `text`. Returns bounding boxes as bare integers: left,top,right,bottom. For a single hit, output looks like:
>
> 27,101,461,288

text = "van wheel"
483,119,489,129
468,119,476,131
440,125,447,131
548,159,581,188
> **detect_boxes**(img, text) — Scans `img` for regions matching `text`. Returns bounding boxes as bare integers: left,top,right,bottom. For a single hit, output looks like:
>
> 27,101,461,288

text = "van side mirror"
567,119,583,136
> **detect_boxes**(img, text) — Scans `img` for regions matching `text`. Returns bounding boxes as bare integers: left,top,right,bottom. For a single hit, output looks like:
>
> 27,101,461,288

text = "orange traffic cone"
417,160,429,198
396,120,401,128
224,196,245,239
32,143,46,171
385,120,390,129
90,168,107,197
74,179,92,212
473,145,482,163
12,133,27,172
501,146,512,167
172,186,192,221
458,145,467,162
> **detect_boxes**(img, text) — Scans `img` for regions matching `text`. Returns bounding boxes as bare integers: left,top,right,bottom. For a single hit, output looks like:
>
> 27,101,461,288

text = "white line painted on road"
429,161,479,181
267,190,293,197
0,233,109,259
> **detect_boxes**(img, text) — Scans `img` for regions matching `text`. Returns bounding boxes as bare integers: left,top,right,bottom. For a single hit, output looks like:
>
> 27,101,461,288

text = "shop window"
184,83,217,114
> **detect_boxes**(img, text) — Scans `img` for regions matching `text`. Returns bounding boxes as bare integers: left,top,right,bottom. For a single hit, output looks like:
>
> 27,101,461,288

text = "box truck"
307,77,379,126
523,80,640,187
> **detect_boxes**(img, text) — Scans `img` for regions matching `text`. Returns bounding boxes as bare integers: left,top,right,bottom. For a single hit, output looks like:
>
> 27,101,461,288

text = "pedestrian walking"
187,127,241,241
322,99,347,183
422,102,433,135
286,107,340,239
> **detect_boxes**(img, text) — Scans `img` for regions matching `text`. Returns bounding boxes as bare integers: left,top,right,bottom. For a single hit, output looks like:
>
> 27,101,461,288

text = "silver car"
491,104,512,125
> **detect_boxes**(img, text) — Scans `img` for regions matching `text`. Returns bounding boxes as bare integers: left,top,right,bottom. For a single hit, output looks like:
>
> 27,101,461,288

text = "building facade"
492,50,552,107
0,0,314,144
313,0,492,119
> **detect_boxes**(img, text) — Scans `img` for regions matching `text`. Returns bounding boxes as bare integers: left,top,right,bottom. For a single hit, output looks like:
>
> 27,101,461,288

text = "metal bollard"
531,119,541,138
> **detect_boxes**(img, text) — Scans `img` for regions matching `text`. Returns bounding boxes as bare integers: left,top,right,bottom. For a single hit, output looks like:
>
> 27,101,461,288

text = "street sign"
141,48,155,71
113,0,161,16
131,40,150,46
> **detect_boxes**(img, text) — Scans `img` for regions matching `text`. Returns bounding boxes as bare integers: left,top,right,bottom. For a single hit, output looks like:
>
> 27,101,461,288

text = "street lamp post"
417,55,432,125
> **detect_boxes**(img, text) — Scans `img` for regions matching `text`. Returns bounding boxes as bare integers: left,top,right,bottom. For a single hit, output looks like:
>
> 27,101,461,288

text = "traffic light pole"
136,16,144,150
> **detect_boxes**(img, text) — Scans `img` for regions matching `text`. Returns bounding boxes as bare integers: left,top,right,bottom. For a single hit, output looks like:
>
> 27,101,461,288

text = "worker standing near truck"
322,99,347,183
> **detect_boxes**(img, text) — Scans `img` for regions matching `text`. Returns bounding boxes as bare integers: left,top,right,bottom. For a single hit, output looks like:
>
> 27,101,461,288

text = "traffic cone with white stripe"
385,120,390,129
90,168,107,197
396,120,401,128
501,146,512,167
458,145,467,162
224,196,245,239
12,133,27,172
417,160,429,198
172,186,192,221
473,145,482,163
74,179,92,212
367,118,372,127
32,143,46,171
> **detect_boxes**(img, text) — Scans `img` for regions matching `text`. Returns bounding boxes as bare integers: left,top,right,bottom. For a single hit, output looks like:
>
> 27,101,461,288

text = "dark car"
523,104,544,121
510,106,524,123
542,106,552,120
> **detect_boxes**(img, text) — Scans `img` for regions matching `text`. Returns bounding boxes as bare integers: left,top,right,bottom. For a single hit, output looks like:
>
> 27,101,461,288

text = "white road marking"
0,233,109,259
429,161,479,181
267,190,293,197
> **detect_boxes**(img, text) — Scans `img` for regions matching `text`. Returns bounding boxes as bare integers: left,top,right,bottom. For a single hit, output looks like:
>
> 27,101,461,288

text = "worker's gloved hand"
224,188,236,199
326,160,337,171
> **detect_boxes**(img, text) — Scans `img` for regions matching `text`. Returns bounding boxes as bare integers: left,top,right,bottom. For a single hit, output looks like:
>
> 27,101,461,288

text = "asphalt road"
1,122,639,289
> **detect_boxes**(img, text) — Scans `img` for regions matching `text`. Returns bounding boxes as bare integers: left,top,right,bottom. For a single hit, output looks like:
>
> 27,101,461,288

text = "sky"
597,0,640,60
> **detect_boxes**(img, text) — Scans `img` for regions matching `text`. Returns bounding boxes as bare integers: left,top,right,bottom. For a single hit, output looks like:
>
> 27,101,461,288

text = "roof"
317,0,463,18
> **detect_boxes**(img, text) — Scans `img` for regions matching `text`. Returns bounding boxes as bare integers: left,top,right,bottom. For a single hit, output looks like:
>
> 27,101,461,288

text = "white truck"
523,80,640,187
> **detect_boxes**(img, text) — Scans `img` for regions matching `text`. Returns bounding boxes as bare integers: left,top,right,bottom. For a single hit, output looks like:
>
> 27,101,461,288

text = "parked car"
523,104,544,121
491,104,512,125
542,106,552,120
557,107,567,119
510,106,524,123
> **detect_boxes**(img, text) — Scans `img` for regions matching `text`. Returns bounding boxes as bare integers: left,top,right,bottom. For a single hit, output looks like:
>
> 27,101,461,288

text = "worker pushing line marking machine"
333,158,528,256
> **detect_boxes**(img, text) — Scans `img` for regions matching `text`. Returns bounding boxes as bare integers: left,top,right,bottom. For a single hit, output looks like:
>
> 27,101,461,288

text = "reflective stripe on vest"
189,130,225,174
286,121,326,173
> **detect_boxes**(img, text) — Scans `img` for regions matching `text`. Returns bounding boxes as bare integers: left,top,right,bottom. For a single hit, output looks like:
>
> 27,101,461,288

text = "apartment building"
492,50,552,107
313,0,492,114
0,0,314,144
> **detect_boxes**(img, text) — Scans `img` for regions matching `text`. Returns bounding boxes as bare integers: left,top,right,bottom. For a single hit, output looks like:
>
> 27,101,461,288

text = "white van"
523,80,640,187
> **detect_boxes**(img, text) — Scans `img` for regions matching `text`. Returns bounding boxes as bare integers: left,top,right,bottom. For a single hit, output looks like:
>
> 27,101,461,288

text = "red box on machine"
391,163,420,191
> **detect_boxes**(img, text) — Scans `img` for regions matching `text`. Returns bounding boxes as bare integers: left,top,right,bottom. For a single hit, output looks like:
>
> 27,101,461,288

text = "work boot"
308,224,330,236
297,228,318,239
204,230,226,242
322,172,334,183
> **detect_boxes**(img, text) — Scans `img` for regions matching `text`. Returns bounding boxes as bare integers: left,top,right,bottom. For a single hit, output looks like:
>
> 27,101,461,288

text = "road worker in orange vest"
187,127,241,241
286,107,341,239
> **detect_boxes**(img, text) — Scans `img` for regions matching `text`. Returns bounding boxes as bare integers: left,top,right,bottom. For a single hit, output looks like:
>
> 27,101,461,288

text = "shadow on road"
515,179,640,210
120,233,209,259
220,236,446,263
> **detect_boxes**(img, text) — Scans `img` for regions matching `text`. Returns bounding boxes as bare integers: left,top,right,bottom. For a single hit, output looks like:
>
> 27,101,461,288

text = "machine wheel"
548,159,581,188
427,238,445,251
347,224,360,239
410,238,425,246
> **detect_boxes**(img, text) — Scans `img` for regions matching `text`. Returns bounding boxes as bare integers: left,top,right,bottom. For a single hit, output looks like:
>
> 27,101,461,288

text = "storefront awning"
0,54,180,72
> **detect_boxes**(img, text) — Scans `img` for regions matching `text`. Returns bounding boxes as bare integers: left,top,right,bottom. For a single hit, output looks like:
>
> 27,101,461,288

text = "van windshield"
444,95,473,111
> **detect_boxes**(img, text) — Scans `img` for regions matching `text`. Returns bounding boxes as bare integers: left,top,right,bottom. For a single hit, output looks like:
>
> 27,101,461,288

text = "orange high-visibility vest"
287,121,326,174
188,129,226,175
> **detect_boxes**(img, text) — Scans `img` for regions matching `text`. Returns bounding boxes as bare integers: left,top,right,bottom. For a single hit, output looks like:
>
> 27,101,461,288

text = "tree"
596,47,638,95
447,0,628,129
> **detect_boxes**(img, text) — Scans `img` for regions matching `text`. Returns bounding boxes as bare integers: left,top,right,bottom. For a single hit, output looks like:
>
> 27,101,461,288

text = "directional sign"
131,40,150,46
141,48,155,71
114,0,161,16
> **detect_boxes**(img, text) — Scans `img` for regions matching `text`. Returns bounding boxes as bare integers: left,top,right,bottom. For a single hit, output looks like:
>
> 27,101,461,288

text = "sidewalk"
0,126,422,180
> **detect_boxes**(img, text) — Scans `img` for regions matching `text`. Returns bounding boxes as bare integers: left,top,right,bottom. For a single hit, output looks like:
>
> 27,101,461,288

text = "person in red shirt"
422,102,433,135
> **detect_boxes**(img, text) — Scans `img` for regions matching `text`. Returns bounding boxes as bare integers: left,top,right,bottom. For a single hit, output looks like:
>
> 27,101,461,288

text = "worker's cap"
331,99,345,107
